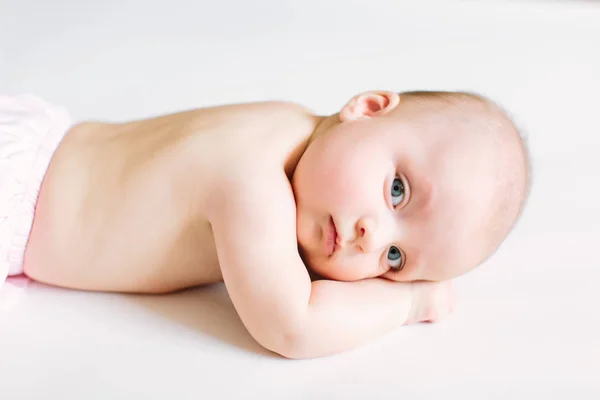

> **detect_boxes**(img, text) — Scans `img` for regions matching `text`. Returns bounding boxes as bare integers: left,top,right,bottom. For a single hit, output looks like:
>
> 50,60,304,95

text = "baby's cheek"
382,270,412,282
328,170,371,205
328,256,378,282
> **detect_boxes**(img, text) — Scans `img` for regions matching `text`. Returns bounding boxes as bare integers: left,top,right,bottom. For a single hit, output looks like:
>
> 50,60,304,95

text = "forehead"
416,180,493,280
402,129,498,280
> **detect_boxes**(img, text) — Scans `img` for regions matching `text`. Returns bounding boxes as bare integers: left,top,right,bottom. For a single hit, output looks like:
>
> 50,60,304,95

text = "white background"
1,0,599,398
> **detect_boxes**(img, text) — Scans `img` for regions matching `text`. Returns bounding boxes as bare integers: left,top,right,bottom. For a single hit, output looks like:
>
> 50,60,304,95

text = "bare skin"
21,91,523,359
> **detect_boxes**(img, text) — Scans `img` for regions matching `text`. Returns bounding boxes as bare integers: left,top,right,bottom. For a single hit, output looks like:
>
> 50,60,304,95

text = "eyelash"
389,174,408,209
389,248,405,271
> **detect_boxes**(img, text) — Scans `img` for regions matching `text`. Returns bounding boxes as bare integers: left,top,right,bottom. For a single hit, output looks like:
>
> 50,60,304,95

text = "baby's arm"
211,177,452,359
285,278,452,358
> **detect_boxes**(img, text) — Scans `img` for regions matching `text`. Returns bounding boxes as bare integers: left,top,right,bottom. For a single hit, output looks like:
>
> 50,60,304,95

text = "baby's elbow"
257,331,303,359
267,342,311,360
259,331,323,360
246,324,304,359
249,306,319,359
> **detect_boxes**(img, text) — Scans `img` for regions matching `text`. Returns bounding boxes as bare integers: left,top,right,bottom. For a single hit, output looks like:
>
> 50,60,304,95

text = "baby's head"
292,90,530,282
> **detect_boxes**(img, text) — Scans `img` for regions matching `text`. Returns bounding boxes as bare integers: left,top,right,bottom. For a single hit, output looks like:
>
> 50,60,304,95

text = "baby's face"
293,105,500,282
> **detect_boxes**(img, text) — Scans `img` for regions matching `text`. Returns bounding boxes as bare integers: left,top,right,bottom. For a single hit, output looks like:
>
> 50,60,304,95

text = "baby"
0,90,529,358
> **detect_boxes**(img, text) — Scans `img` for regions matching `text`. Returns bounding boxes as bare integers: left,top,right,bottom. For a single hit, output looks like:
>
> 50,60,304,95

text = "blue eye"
391,177,405,206
387,246,403,270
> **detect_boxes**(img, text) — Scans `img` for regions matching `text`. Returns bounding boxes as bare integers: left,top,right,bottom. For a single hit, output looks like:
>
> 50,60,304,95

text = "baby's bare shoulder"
208,165,301,270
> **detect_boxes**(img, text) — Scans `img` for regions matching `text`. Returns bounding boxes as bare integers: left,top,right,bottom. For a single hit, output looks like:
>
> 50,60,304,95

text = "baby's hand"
407,280,455,324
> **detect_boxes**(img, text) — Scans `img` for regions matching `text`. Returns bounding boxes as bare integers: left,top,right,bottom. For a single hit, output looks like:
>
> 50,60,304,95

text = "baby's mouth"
325,216,338,257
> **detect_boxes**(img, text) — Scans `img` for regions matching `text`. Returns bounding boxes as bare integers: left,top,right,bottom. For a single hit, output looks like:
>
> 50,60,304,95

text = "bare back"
23,102,315,293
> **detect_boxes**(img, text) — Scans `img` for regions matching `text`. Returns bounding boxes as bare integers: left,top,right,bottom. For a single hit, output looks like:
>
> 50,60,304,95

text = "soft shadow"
126,283,274,357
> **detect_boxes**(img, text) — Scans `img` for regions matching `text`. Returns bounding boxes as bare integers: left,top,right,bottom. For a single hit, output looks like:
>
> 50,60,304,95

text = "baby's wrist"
405,282,422,325
405,280,454,325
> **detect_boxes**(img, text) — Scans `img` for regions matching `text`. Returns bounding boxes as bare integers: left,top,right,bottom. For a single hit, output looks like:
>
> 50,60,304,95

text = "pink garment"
0,94,72,291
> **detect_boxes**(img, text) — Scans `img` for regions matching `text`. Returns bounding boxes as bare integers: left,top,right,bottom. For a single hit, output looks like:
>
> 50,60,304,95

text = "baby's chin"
298,249,337,280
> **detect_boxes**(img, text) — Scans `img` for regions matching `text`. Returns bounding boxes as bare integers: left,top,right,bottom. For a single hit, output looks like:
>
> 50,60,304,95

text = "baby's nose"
354,216,386,253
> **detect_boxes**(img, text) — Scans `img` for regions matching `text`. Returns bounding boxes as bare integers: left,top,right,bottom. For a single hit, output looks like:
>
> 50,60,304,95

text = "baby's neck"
285,112,339,179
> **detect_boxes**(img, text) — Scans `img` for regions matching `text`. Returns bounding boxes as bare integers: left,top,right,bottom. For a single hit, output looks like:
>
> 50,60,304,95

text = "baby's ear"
339,91,400,122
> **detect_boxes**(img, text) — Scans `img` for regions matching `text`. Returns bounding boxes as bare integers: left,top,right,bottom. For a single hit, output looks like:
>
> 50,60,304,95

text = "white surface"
1,0,599,398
